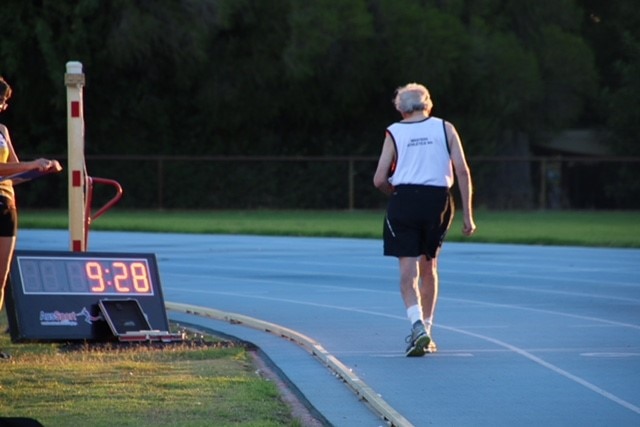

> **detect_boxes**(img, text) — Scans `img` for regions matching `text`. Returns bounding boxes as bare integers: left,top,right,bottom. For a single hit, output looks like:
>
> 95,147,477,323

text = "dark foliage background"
1,0,638,209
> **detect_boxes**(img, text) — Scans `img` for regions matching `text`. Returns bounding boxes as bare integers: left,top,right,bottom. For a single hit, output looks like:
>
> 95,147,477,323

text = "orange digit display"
131,262,151,293
112,262,131,293
86,261,106,292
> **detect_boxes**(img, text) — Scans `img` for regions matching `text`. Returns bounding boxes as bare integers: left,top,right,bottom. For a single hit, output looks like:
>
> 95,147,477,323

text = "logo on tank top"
0,133,6,147
407,136,434,147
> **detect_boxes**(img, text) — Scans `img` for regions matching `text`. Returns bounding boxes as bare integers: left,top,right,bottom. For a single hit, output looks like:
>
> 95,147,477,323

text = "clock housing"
5,250,170,341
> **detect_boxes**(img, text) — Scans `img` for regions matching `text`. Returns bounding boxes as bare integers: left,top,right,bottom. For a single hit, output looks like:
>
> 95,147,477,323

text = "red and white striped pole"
64,61,86,252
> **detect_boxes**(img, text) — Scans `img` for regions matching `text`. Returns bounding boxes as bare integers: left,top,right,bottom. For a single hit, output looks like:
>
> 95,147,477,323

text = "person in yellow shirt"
0,76,62,313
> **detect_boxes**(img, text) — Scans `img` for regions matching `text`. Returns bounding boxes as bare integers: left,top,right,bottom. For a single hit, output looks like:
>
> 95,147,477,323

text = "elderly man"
373,82,476,357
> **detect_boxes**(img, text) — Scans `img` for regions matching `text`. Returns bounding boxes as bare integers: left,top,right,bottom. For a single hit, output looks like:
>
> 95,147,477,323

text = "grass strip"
20,209,640,247
0,313,304,427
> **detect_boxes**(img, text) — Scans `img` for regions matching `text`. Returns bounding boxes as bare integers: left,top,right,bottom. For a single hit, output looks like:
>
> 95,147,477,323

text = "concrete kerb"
165,301,414,427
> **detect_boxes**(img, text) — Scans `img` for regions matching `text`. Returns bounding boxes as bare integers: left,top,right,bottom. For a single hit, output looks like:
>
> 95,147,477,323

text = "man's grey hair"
393,83,433,114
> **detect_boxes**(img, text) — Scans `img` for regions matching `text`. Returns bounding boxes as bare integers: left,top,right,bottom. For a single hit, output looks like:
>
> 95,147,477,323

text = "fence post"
157,158,164,210
348,159,355,210
538,158,547,210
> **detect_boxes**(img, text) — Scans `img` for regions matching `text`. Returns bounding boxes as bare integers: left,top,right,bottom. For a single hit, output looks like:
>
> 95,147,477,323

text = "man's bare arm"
447,122,476,236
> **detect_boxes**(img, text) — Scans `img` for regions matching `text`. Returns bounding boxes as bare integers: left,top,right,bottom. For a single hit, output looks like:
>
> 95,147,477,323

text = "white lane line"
440,324,640,415
367,353,474,358
162,257,640,289
581,352,640,358
163,275,640,330
439,296,640,330
444,269,640,288
444,280,640,304
164,256,640,280
168,288,640,416
163,269,640,304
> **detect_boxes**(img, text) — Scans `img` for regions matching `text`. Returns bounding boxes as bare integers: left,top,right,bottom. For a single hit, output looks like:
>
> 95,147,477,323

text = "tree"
578,0,640,153
0,0,627,208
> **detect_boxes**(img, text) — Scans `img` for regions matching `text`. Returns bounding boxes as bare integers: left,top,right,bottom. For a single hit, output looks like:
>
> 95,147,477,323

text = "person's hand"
46,159,63,173
32,158,51,171
462,217,476,236
32,158,62,172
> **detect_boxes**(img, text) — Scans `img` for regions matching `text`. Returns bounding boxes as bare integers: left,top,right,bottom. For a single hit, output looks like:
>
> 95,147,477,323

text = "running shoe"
405,322,431,357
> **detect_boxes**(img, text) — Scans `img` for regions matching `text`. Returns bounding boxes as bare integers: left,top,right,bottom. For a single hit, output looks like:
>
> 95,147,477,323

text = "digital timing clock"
17,256,154,295
5,250,170,342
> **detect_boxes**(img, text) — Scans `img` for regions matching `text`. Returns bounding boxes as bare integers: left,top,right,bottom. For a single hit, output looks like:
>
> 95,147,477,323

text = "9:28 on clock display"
17,256,155,295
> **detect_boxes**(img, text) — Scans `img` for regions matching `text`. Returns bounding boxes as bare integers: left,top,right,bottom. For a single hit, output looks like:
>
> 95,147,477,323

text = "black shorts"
383,185,453,259
0,196,17,237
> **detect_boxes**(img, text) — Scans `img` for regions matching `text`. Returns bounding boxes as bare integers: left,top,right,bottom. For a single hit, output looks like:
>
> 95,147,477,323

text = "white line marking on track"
166,277,640,330
370,353,474,358
581,352,640,358
444,269,640,287
446,280,640,303
441,296,640,330
168,280,640,416
171,287,640,414
440,324,640,415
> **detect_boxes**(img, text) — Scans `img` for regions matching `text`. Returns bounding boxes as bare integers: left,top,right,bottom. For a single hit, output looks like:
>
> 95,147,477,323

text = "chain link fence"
16,155,640,210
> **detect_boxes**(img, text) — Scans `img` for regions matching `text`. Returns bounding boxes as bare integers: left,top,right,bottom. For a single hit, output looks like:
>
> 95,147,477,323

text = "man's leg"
399,256,430,356
418,255,438,334
416,255,439,353
399,256,421,313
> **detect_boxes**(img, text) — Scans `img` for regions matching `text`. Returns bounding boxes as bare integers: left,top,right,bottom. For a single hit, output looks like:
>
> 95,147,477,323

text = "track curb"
165,301,414,427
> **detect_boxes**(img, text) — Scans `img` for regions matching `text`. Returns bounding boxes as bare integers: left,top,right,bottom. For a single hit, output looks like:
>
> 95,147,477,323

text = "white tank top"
386,117,453,188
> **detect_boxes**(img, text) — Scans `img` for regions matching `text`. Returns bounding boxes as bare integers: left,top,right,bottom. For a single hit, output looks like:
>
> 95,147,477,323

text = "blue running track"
18,230,640,426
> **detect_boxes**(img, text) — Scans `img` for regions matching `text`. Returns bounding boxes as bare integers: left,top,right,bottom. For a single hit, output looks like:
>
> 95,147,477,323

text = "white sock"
424,316,433,334
406,305,422,325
